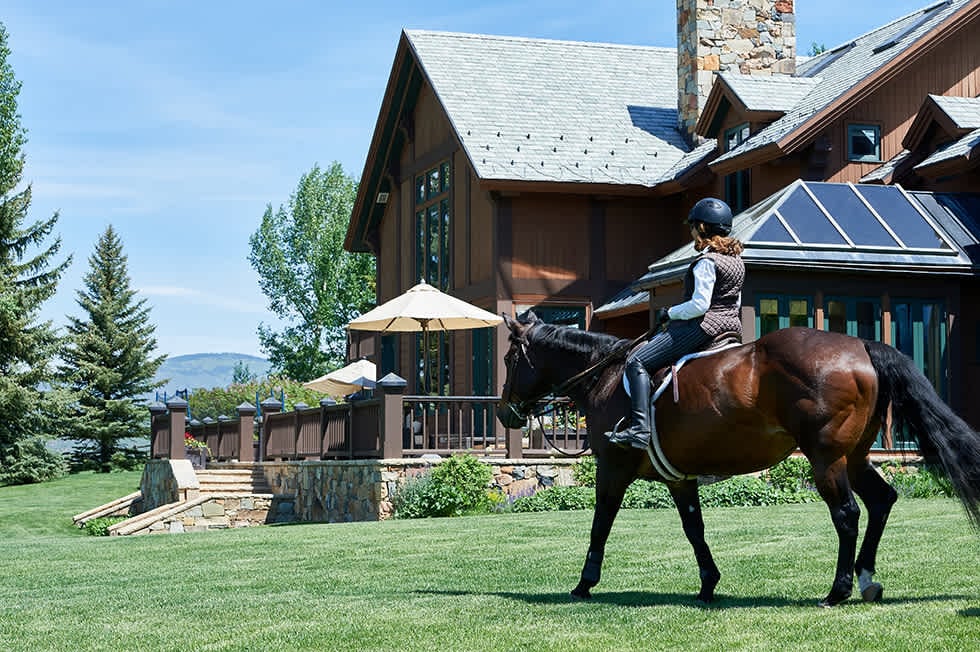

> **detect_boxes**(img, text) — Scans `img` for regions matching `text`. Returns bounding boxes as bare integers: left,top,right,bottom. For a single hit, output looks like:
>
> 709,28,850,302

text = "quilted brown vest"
681,250,744,336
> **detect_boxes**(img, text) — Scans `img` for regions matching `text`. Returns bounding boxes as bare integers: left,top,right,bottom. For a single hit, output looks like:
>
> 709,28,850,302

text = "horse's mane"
525,321,627,405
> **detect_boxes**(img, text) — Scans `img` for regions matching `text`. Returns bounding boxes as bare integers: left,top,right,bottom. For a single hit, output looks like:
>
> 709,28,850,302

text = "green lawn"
1,472,978,651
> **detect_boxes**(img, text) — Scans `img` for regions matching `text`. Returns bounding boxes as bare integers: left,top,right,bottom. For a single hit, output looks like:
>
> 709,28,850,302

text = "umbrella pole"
422,322,429,395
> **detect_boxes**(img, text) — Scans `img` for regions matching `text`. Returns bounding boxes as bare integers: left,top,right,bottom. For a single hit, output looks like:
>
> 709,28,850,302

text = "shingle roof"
406,31,690,187
914,127,980,170
930,94,980,128
713,0,970,167
860,149,913,183
718,73,822,113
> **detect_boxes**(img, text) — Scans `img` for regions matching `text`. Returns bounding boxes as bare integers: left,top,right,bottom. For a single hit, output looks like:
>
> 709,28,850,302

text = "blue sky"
3,0,933,361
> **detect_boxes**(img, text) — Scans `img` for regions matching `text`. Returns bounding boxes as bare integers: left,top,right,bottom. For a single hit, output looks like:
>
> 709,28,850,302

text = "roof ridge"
404,29,676,53
809,0,961,56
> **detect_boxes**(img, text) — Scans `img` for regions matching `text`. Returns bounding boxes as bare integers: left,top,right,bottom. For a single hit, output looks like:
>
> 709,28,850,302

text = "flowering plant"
184,432,209,451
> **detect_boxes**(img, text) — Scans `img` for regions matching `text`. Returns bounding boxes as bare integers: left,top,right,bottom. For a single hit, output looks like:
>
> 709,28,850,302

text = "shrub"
84,516,127,536
622,480,673,509
393,455,494,518
512,486,595,512
0,437,68,486
572,455,597,488
879,461,953,498
700,475,784,507
761,456,814,493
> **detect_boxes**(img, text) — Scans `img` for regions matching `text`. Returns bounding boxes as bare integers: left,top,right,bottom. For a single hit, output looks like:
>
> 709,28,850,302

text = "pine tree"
59,225,166,472
0,22,71,485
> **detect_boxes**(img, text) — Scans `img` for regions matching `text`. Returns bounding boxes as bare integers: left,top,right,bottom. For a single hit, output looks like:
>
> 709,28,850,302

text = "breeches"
629,320,711,374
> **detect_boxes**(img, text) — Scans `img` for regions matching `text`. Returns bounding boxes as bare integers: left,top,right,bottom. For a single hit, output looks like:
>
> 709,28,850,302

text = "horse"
497,312,980,607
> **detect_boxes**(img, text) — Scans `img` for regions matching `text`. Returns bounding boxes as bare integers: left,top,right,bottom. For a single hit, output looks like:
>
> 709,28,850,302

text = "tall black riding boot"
606,357,652,450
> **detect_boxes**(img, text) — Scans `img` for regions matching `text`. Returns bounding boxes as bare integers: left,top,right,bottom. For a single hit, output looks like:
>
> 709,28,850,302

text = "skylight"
747,182,954,252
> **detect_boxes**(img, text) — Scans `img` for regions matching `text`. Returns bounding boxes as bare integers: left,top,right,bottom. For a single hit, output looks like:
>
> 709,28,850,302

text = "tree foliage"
0,23,70,485
186,376,330,422
248,162,375,381
57,225,166,472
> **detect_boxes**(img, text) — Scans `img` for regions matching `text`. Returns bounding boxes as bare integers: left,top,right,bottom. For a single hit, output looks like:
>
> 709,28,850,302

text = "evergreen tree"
59,225,166,472
0,22,71,485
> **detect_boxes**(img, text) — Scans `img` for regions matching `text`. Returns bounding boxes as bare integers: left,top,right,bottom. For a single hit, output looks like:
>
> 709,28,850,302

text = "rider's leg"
607,357,652,450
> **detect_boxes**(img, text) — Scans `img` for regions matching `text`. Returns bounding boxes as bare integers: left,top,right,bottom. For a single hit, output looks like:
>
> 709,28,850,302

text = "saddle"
649,331,742,390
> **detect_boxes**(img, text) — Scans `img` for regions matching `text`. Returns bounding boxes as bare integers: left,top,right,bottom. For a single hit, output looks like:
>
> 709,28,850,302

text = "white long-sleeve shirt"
667,258,741,321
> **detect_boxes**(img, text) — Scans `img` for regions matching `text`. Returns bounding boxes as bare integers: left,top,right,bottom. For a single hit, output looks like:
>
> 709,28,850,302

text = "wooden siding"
469,167,494,285
604,196,686,282
510,195,590,280
823,17,980,183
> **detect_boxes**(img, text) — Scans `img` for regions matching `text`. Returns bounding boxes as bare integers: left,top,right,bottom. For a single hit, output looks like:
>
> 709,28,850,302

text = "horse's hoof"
861,582,883,603
570,588,592,600
695,591,715,604
818,593,851,608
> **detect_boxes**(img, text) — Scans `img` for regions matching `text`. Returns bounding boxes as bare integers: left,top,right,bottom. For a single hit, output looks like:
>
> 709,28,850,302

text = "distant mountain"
153,353,272,398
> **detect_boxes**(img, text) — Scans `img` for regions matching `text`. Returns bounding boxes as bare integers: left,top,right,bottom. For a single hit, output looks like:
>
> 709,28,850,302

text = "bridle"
501,323,653,447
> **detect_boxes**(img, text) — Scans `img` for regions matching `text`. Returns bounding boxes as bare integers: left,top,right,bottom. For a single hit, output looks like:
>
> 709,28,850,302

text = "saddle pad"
623,341,742,399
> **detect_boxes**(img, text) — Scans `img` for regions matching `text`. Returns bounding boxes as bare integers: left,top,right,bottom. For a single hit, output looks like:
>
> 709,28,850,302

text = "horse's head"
497,311,551,429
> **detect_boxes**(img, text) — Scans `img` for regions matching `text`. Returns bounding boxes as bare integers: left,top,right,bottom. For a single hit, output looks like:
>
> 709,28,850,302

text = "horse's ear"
502,312,516,331
525,310,541,323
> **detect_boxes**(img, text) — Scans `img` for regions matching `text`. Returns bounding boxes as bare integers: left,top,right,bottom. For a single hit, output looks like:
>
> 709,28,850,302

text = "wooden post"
378,373,407,459
236,402,257,462
166,397,188,460
293,402,309,458
319,397,336,458
147,401,167,458
259,397,282,461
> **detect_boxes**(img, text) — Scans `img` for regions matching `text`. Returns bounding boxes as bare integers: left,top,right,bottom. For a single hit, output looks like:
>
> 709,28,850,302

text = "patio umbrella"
302,358,376,397
347,280,503,392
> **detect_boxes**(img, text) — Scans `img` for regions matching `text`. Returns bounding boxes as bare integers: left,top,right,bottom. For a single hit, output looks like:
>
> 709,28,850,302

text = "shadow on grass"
414,589,976,609
415,588,803,608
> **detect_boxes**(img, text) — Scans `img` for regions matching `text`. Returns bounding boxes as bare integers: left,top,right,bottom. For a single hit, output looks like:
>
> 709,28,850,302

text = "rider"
606,197,745,450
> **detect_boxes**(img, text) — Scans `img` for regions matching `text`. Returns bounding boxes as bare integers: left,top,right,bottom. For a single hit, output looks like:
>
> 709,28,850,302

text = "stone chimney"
677,0,797,144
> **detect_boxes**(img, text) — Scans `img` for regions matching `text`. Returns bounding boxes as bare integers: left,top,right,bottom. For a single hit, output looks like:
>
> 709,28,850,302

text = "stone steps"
197,469,271,495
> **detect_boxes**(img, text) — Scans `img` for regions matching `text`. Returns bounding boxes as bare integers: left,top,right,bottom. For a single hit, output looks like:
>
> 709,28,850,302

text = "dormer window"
847,124,882,162
724,123,751,212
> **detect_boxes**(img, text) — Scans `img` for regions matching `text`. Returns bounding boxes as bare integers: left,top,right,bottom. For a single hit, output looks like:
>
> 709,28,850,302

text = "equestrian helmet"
687,198,733,235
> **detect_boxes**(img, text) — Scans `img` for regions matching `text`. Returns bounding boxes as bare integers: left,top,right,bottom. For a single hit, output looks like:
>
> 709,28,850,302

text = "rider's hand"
655,307,670,328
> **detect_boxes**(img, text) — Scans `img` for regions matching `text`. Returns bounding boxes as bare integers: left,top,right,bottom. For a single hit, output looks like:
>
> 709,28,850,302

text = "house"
346,0,980,442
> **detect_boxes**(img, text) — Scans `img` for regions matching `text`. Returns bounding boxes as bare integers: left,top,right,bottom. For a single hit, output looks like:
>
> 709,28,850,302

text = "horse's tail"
865,339,980,527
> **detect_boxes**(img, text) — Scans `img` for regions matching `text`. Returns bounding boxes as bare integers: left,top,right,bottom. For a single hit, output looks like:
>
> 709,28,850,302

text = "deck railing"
148,373,587,462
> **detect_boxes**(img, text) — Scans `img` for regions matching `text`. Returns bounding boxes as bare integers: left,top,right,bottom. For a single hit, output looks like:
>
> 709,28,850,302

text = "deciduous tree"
249,162,375,380
0,22,70,485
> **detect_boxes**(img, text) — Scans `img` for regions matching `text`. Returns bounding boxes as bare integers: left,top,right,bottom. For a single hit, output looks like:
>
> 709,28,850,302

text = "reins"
505,325,654,457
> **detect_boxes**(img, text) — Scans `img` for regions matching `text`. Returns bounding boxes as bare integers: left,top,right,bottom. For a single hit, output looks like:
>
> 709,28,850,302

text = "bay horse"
498,312,980,607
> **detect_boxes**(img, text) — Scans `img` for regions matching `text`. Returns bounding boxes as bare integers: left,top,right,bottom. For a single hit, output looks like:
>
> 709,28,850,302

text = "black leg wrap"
582,550,604,584
571,550,604,600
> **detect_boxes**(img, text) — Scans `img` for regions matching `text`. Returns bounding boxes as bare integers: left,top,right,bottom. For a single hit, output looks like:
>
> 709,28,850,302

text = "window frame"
723,123,751,212
846,123,882,163
755,294,814,337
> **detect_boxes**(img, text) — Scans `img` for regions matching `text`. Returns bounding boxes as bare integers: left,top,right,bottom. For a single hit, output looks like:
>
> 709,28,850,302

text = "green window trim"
847,123,882,163
823,296,881,341
724,123,751,212
755,295,813,337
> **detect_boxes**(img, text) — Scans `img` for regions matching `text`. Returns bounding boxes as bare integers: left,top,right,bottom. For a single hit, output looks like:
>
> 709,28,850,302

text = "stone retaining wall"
238,458,579,523
136,458,581,531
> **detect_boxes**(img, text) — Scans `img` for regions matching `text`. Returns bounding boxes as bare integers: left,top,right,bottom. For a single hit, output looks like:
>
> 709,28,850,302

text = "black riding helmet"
687,197,733,236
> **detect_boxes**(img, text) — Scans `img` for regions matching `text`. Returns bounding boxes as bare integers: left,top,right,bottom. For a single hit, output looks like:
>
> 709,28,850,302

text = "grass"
1,472,979,651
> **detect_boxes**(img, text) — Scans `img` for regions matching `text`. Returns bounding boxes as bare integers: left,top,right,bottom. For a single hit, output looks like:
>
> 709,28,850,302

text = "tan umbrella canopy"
347,280,503,333
348,280,503,392
302,358,376,397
